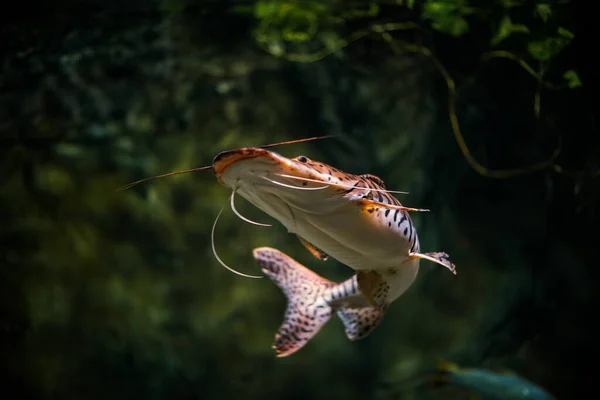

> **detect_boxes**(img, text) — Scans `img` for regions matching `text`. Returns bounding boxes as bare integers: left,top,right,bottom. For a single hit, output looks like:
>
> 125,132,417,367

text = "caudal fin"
253,247,335,357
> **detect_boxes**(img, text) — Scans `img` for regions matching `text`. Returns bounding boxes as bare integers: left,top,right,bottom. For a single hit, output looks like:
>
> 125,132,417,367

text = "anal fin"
336,306,387,341
409,251,457,275
297,235,329,261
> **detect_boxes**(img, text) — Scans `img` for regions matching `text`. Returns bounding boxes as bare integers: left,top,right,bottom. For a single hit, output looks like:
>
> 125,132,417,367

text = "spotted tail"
253,247,386,357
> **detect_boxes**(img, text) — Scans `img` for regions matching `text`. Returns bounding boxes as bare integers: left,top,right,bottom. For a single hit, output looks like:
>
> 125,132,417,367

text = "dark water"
1,1,595,399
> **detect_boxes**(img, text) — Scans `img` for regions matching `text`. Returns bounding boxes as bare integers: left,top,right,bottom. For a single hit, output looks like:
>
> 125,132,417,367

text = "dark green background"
1,1,595,399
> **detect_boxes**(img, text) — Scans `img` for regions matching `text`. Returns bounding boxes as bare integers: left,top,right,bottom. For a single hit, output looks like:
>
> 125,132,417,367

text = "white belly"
292,209,412,269
236,183,413,271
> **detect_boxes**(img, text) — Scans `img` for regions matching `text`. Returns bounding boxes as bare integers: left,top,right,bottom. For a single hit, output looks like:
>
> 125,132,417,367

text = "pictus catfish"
253,246,397,357
432,361,557,400
211,147,455,303
120,137,457,355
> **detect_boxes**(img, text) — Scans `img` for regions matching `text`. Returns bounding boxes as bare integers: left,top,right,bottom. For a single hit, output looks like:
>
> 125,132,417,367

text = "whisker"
117,166,213,191
258,134,339,149
261,175,330,191
211,206,263,279
275,173,410,195
230,190,272,227
117,135,336,191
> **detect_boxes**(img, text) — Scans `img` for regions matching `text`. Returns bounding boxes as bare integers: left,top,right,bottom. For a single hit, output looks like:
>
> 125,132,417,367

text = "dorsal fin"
360,174,386,189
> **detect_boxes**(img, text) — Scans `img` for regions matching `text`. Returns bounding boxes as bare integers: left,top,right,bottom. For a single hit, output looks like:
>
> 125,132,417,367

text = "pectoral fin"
357,198,430,213
409,252,456,275
296,235,329,261
357,270,390,307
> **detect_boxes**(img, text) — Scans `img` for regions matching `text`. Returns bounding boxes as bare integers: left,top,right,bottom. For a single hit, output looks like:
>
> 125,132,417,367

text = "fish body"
435,362,557,400
254,246,392,357
213,148,455,306
119,140,457,356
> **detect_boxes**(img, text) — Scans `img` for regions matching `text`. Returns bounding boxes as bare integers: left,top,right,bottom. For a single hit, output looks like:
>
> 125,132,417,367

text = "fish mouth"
212,147,316,187
213,148,281,183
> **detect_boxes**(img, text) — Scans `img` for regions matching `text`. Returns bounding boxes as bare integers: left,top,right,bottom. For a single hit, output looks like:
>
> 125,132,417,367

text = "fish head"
213,148,360,191
212,148,364,216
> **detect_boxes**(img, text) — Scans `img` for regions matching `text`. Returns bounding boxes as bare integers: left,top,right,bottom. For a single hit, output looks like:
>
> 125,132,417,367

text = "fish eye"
297,155,308,163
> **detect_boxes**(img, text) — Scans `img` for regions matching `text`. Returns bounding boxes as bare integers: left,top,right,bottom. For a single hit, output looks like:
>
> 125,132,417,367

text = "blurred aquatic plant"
421,0,474,38
248,0,385,61
241,0,594,180
0,2,593,399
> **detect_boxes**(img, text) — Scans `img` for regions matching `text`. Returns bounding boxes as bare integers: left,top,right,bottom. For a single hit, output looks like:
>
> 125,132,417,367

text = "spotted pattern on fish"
337,305,388,341
310,164,422,257
257,248,333,357
374,280,390,305
254,247,389,357
355,270,391,307
346,173,422,255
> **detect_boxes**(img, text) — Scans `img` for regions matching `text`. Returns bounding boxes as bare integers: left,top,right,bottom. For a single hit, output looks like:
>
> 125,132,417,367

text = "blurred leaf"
557,26,574,39
320,31,344,52
283,9,318,42
527,27,574,61
341,2,379,19
491,16,529,46
253,1,329,45
501,0,523,8
432,16,469,37
397,0,416,9
535,3,552,22
268,41,284,56
527,40,558,61
424,1,461,15
563,70,582,88
423,1,473,37
255,1,279,19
